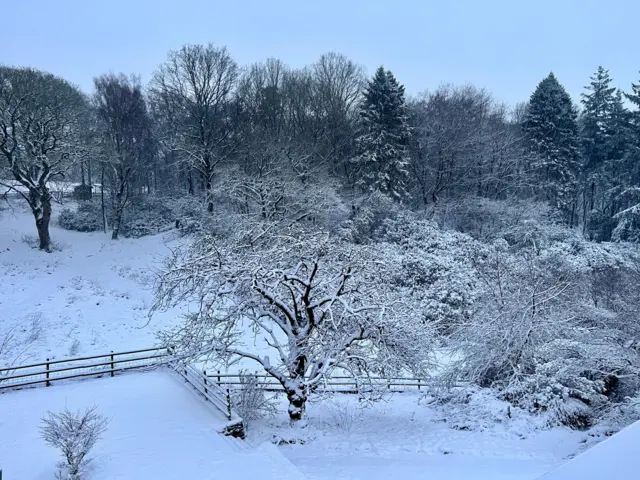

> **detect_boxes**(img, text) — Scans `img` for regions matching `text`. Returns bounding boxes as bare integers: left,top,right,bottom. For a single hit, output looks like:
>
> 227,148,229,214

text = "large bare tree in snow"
0,67,88,251
93,74,154,239
153,229,432,424
150,43,239,213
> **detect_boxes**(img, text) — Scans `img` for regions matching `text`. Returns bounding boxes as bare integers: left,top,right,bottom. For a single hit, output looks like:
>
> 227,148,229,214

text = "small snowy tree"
40,406,109,480
154,230,432,424
230,372,278,431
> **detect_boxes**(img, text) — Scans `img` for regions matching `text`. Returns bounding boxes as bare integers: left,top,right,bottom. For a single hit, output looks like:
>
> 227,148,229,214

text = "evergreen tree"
523,72,581,224
353,66,411,201
623,74,640,188
580,66,629,240
612,73,640,242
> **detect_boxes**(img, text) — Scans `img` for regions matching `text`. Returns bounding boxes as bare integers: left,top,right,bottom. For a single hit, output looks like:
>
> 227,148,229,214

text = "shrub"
58,202,103,232
230,373,278,431
40,405,109,480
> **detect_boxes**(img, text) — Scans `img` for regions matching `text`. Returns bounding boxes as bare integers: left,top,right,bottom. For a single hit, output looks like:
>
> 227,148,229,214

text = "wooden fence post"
110,352,115,377
217,370,221,386
418,379,421,391
226,388,232,420
203,370,208,395
46,358,50,387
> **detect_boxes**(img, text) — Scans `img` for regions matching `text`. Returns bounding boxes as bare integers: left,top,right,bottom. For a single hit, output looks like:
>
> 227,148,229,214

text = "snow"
538,420,640,479
0,369,306,479
0,200,622,480
0,202,183,363
249,393,586,480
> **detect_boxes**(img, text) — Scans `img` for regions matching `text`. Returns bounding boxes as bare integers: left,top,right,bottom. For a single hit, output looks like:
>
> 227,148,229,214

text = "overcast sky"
2,0,638,107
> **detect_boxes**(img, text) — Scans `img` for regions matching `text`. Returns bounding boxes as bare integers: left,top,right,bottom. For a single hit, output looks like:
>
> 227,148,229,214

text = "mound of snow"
538,421,640,479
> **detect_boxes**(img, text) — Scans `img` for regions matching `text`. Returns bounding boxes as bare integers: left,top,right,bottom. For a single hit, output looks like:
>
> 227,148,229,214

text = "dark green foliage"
523,73,581,223
580,67,631,240
58,202,104,233
353,67,411,201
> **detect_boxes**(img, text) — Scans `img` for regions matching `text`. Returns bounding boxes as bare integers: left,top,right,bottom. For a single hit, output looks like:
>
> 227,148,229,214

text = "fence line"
209,372,439,393
0,347,170,391
175,365,245,438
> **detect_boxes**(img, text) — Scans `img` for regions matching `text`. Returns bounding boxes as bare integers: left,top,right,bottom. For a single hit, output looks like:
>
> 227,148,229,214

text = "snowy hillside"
0,202,183,363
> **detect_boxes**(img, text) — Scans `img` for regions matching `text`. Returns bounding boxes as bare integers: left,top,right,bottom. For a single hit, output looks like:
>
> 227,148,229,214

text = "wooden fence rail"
175,365,245,438
0,347,170,391
209,372,437,393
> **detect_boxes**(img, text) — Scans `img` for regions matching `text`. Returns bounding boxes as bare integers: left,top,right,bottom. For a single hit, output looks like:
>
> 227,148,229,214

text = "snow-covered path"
0,370,306,479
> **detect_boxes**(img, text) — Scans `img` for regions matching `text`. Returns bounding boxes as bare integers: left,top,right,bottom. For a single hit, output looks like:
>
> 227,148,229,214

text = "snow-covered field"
0,200,631,479
0,370,306,479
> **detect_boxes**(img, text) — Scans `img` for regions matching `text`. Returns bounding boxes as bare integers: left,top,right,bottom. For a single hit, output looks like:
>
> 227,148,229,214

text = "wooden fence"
0,347,170,391
209,372,433,393
175,365,245,438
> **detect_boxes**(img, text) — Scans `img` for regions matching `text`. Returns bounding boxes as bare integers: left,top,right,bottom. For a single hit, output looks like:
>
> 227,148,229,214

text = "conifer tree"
580,66,629,240
353,67,411,201
523,72,581,224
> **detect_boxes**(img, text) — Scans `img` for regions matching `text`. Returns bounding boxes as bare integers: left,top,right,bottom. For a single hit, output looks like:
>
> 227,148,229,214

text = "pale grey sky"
2,0,638,106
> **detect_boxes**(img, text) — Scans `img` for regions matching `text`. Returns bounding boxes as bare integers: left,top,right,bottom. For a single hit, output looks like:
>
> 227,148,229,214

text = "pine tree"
580,66,629,240
523,72,581,224
353,66,411,201
612,72,640,242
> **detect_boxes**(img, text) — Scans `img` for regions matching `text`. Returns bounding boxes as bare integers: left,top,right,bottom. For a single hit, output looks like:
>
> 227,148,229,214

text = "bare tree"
150,43,239,213
310,52,364,180
40,405,109,480
0,67,88,251
93,74,154,239
153,233,432,425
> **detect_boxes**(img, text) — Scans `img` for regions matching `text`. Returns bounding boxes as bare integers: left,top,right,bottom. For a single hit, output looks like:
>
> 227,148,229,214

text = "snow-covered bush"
230,372,278,431
432,197,556,243
448,228,640,428
118,195,174,238
58,201,103,232
40,405,109,480
339,191,402,244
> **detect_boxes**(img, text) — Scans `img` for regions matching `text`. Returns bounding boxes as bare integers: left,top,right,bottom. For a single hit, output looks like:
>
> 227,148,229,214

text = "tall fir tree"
612,73,640,242
353,66,411,201
580,66,629,240
523,72,581,225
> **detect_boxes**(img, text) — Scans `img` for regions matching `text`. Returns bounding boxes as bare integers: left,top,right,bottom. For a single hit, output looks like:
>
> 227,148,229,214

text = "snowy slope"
0,202,184,363
538,420,640,479
0,369,306,479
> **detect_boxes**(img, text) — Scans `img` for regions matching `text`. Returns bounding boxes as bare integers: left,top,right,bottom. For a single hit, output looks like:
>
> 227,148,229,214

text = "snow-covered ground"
0,201,182,363
248,392,587,480
0,369,306,479
0,199,626,479
539,419,640,479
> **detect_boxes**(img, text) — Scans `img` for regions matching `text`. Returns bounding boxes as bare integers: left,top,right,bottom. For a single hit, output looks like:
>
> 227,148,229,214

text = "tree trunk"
112,200,123,240
101,165,107,233
285,382,307,424
35,195,52,252
206,179,214,213
286,355,307,424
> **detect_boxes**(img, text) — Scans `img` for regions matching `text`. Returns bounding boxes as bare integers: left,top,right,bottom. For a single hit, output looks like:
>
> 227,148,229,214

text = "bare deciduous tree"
93,74,154,239
153,233,432,425
151,43,239,213
0,67,88,251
